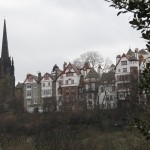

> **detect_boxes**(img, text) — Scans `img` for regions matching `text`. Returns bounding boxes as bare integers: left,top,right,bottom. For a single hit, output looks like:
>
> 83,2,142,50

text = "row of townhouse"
15,48,150,113
20,61,116,112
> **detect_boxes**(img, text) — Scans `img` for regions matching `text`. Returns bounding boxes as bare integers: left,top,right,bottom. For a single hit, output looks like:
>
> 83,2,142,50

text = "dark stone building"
0,20,15,110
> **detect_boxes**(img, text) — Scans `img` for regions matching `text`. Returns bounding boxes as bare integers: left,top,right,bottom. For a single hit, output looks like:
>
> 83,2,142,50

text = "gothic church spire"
1,19,9,60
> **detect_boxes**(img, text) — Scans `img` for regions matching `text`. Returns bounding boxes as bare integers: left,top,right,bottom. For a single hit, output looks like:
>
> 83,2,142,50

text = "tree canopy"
73,51,112,72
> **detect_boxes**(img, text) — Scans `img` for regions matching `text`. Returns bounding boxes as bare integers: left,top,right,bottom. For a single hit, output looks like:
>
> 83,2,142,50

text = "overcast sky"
0,0,146,83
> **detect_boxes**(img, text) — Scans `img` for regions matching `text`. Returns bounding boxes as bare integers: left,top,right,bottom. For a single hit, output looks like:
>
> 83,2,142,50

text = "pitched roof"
126,49,133,56
71,63,81,75
82,62,91,70
115,53,129,68
41,72,55,81
129,55,138,61
139,49,148,55
23,74,38,83
63,62,81,75
100,71,115,84
85,68,99,79
15,82,23,89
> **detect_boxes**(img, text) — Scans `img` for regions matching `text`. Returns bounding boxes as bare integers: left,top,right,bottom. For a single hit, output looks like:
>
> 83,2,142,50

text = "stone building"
0,20,15,110
115,48,150,106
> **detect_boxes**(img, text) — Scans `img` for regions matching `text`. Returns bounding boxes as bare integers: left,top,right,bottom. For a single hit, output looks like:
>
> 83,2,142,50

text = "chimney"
38,72,41,82
98,65,102,78
135,48,139,60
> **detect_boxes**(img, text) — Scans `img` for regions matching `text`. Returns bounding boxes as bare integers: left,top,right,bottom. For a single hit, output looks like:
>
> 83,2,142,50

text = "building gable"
24,74,37,84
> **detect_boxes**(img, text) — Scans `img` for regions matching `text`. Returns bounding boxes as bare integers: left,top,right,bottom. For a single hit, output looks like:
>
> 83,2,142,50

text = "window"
33,91,37,98
27,99,31,105
123,68,127,72
26,91,32,97
71,80,74,84
42,83,45,87
47,90,51,95
118,69,121,72
104,81,107,84
48,82,51,86
91,83,95,90
42,90,51,96
26,84,32,89
85,84,89,90
66,80,68,85
121,61,127,65
34,99,37,104
66,72,73,77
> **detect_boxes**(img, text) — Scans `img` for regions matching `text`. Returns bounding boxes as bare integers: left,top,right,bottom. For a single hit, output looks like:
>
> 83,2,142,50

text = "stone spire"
1,19,9,60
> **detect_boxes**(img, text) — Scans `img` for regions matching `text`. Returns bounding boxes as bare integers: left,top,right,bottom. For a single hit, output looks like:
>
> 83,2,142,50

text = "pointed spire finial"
1,19,9,59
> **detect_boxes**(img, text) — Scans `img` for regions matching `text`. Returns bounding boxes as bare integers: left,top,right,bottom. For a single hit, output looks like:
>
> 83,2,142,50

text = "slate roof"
129,55,138,61
15,82,23,89
42,73,55,81
126,49,133,56
28,74,38,81
63,62,81,75
100,71,115,84
85,68,100,79
82,62,91,70
24,74,38,83
71,63,81,75
139,49,148,55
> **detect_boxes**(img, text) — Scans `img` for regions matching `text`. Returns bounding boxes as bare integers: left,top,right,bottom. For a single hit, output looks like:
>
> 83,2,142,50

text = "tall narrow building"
0,20,15,110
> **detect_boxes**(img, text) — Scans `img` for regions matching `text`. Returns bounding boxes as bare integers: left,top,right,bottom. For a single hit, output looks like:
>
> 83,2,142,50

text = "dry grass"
1,129,149,150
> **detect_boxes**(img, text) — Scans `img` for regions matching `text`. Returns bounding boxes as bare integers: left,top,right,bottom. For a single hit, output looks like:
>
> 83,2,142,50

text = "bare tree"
73,51,104,68
102,57,113,72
